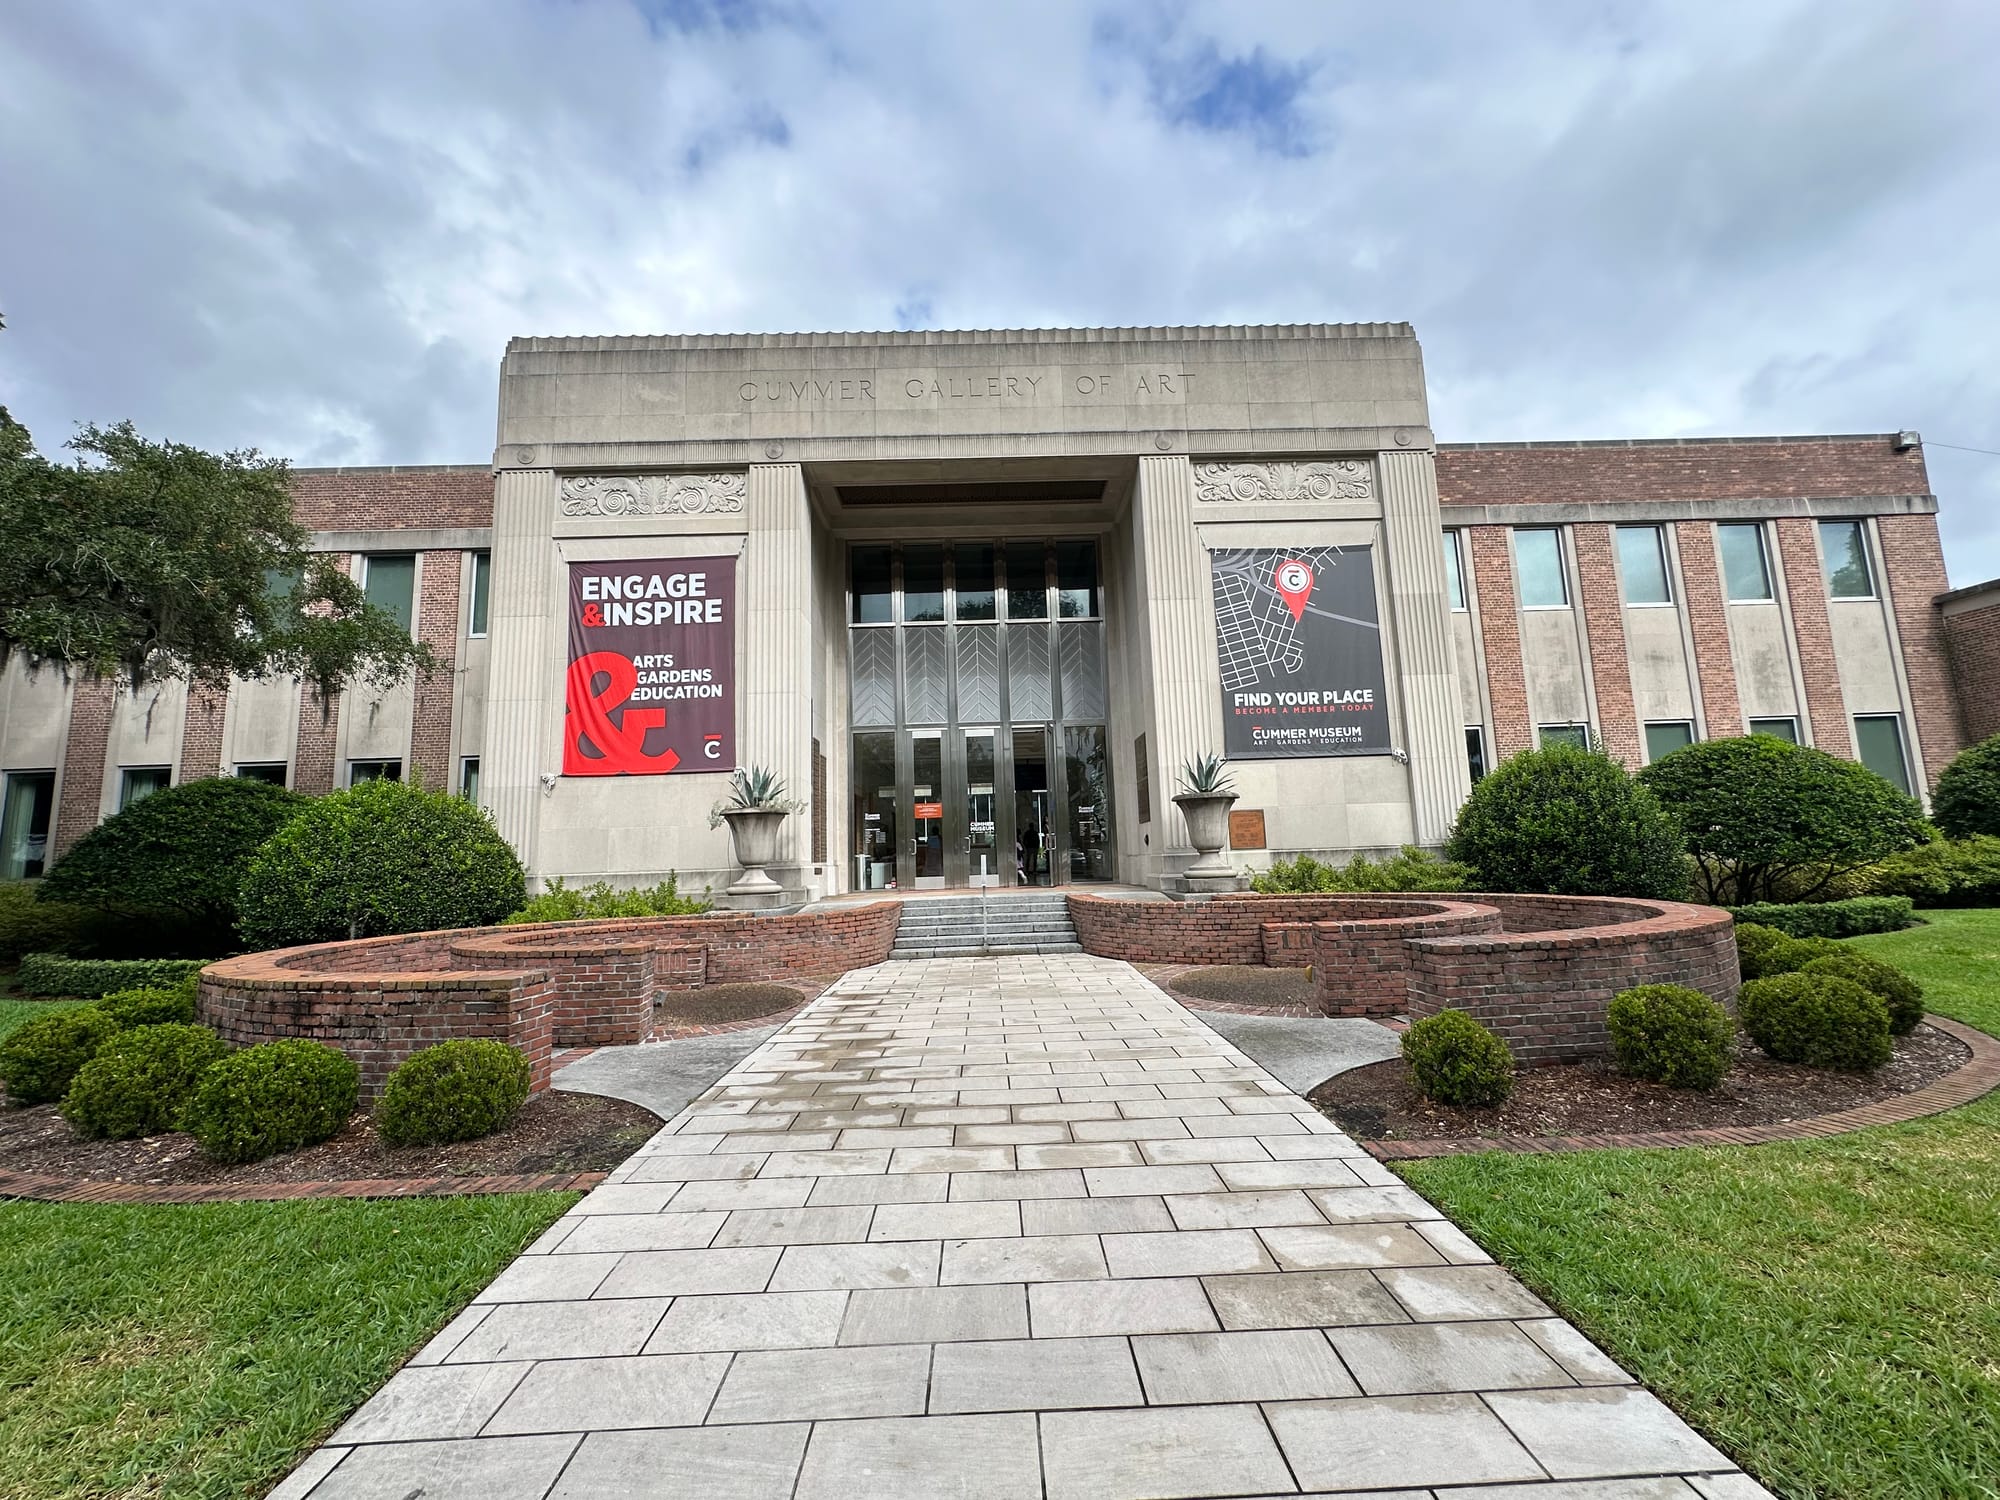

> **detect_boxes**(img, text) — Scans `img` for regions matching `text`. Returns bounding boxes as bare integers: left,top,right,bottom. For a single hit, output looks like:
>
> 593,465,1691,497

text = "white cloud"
2,0,1996,578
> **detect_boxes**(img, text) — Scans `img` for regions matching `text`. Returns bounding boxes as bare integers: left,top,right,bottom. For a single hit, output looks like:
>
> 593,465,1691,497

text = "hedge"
15,954,208,999
1725,897,1914,939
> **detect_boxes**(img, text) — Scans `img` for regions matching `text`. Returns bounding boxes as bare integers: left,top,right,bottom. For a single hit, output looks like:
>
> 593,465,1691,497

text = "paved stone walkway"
278,956,1773,1500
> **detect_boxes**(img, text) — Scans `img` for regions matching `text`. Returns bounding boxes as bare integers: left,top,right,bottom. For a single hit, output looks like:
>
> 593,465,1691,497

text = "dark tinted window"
1006,541,1048,620
954,544,996,621
1056,540,1099,618
850,546,892,624
902,545,945,623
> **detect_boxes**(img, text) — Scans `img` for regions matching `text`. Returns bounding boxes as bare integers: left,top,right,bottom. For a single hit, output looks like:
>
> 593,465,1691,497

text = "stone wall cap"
506,323,1415,355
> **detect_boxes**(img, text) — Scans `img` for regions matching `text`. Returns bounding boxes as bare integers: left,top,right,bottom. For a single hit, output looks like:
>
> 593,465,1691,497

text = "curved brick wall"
199,902,900,1099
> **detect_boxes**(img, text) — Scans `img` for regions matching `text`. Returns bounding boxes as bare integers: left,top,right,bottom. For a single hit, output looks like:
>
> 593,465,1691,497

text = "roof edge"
505,323,1416,353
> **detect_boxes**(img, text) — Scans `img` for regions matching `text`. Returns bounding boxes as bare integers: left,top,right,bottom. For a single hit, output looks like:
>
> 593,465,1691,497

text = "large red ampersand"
564,651,681,775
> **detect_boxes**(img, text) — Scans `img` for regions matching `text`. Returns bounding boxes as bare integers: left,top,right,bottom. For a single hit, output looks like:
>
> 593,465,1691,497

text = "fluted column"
1379,448,1472,843
1135,455,1224,855
741,464,815,867
482,468,558,866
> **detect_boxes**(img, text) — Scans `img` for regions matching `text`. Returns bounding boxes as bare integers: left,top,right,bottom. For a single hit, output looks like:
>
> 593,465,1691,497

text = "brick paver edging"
1365,1014,2000,1161
0,1167,607,1205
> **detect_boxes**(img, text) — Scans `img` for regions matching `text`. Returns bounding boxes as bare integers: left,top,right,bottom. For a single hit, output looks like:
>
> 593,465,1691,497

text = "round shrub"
0,1007,121,1105
1402,1009,1515,1107
1445,743,1689,900
93,984,196,1029
1801,952,1925,1037
179,1039,359,1163
1737,972,1891,1071
238,778,526,950
36,776,305,956
1933,734,2000,840
1606,984,1734,1090
1732,922,1793,980
1637,735,1928,905
375,1040,532,1146
60,1023,228,1139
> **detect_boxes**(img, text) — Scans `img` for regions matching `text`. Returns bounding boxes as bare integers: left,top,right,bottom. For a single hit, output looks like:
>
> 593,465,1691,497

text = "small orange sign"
913,802,944,820
1229,809,1267,850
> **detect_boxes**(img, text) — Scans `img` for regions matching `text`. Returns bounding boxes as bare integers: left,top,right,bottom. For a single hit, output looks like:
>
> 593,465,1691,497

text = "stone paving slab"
282,954,1774,1500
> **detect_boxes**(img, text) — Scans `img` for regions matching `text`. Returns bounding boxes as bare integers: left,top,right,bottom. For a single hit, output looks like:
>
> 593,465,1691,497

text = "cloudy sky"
4,0,1997,580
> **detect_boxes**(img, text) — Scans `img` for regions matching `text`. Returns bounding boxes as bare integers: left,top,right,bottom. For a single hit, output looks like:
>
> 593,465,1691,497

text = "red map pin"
1273,558,1314,623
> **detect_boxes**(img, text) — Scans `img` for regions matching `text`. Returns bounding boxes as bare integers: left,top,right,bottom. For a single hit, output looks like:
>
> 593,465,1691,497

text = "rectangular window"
953,543,996,622
1717,523,1773,601
1539,723,1589,750
1514,529,1569,608
347,759,402,786
850,546,892,625
1747,717,1798,743
902,545,945,624
1854,714,1912,794
1643,721,1694,763
1819,521,1875,599
1465,725,1487,782
469,551,491,637
235,763,288,785
0,770,56,880
1443,531,1466,611
1056,539,1100,619
119,767,171,810
362,553,416,634
1615,525,1673,606
460,757,480,802
1005,540,1048,621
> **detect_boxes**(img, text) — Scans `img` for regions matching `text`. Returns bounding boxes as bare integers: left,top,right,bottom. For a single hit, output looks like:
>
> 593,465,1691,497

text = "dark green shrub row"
1250,846,1473,895
1402,1010,1515,1107
1607,985,1733,1090
15,953,207,998
0,882,93,963
61,1024,228,1139
1726,897,1914,939
1856,836,2000,908
505,875,710,924
376,1039,531,1145
95,983,197,1028
1738,973,1892,1072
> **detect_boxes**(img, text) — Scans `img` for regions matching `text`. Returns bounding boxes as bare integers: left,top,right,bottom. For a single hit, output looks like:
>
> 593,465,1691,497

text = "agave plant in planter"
1174,753,1239,881
709,766,804,894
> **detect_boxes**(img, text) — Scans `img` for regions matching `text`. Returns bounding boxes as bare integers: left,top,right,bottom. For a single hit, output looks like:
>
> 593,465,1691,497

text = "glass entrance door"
961,728,1000,887
910,730,946,888
1012,726,1055,887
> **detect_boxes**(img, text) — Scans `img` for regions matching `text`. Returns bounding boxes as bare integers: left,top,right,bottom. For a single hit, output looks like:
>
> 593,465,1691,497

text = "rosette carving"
560,473,748,517
1193,460,1375,504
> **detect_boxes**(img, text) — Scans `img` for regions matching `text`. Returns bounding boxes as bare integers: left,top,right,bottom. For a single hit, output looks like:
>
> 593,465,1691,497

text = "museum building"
0,324,1983,899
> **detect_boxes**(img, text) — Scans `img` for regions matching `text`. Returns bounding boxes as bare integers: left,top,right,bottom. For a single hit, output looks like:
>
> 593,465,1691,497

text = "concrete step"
890,941,1085,959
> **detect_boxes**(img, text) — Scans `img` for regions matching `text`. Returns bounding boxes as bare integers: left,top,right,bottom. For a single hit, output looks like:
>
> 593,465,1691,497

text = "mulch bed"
0,1089,661,1188
650,981,816,1037
1312,1022,1971,1142
1157,965,1319,1015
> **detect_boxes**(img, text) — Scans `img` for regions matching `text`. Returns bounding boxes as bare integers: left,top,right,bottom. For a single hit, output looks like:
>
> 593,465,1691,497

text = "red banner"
563,557,735,776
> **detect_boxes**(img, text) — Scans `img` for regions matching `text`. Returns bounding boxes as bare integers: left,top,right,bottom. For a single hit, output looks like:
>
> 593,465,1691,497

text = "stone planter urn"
720,807,789,894
1173,791,1239,882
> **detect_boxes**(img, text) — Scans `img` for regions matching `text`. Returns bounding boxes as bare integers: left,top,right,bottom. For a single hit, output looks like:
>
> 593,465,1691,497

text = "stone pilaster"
1134,455,1224,857
482,469,558,865
741,464,815,869
1378,449,1472,843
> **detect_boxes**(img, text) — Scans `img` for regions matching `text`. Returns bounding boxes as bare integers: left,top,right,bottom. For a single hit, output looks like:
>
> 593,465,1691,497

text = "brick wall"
1467,526,1533,756
1571,524,1642,768
1437,435,1930,507
1070,893,1473,967
1675,522,1744,737
409,551,464,791
1874,514,1965,787
293,689,341,794
177,682,229,781
1943,593,2000,745
289,466,494,532
1308,905,1503,1018
1772,519,1852,758
51,674,115,859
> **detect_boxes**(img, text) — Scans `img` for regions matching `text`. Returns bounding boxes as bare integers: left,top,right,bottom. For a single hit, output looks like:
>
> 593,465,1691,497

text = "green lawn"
1402,908,2000,1500
0,1195,573,1500
0,995,87,1041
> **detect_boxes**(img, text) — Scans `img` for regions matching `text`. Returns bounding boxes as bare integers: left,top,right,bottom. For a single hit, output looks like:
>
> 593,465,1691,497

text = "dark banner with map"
563,557,735,776
1209,546,1391,759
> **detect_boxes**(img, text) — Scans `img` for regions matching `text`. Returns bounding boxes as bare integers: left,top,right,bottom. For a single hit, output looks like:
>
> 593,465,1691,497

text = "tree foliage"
1931,734,2000,841
0,416,433,699
1636,735,1928,904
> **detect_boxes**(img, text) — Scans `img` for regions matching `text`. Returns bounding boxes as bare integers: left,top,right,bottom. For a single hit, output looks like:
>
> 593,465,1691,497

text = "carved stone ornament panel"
559,472,747,517
1193,460,1375,504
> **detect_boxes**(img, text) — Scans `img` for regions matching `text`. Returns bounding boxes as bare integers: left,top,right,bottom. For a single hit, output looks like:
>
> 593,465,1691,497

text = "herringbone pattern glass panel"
849,630,897,726
1059,622,1106,721
1008,624,1052,722
956,626,1001,723
905,627,951,724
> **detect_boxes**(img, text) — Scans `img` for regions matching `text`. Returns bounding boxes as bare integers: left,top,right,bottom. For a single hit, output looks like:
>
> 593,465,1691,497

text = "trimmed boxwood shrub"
1801,952,1925,1037
36,776,306,956
0,1007,121,1104
179,1039,359,1163
1932,734,2000,840
1732,922,1794,980
1606,984,1733,1090
238,778,526,949
1402,1009,1515,1107
1725,897,1914,938
0,881,91,963
60,1023,228,1139
93,984,196,1029
1737,972,1891,1071
1859,835,2000,908
1445,742,1689,900
14,953,206,999
375,1040,532,1146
